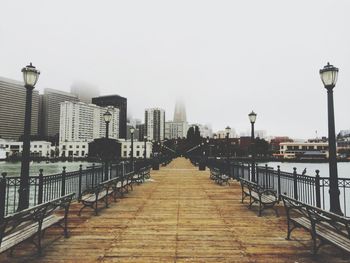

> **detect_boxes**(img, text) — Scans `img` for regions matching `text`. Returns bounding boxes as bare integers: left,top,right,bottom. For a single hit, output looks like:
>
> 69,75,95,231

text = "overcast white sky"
1,0,349,139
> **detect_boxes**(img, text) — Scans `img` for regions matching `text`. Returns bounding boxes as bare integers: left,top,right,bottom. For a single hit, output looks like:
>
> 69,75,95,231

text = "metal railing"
206,158,350,217
0,160,141,218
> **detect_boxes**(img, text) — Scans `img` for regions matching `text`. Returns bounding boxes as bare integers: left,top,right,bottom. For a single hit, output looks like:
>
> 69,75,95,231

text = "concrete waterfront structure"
120,140,152,158
0,76,39,139
145,108,165,141
40,88,79,137
59,141,89,158
92,95,127,139
2,140,51,158
59,101,120,143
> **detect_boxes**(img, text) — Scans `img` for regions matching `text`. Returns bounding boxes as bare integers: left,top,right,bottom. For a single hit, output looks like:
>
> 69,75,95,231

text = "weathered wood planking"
0,158,348,262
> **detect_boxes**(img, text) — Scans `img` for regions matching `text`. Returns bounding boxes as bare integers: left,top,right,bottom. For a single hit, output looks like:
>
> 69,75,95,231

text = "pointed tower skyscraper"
173,99,187,122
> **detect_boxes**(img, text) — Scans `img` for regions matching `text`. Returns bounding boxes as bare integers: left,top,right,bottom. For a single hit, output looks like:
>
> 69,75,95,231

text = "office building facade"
59,101,119,143
92,95,127,139
145,108,165,141
165,121,188,139
41,88,79,137
0,76,39,139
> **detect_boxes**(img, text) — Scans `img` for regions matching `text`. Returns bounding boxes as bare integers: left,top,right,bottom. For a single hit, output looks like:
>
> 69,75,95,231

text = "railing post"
293,167,298,200
92,163,95,188
241,163,244,180
78,165,83,200
110,163,113,179
248,164,251,181
265,164,268,188
277,165,281,201
315,170,321,208
0,173,7,220
256,164,259,185
61,166,66,197
38,169,44,204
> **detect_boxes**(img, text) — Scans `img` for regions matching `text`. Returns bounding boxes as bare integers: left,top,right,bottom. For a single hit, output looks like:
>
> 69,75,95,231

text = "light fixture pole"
320,62,342,215
18,63,40,211
130,127,135,171
103,110,112,181
225,126,231,172
144,136,147,160
248,111,257,182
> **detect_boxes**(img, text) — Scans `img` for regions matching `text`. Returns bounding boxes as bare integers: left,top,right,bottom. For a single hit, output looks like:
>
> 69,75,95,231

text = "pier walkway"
1,158,348,262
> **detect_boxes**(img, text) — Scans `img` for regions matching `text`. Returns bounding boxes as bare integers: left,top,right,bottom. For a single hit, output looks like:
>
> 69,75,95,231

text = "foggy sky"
1,0,349,139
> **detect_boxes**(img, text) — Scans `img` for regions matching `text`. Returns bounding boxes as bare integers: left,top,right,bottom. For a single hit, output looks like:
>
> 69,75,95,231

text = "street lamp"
130,127,135,170
320,62,342,215
144,136,147,160
18,63,40,211
103,110,112,138
225,126,231,167
249,111,257,182
103,110,112,181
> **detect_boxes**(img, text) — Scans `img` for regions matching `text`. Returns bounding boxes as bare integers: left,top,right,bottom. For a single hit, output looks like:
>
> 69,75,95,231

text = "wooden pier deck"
1,158,348,262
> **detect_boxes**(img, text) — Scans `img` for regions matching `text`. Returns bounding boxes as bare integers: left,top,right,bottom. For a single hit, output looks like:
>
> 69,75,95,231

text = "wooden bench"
210,168,230,185
239,178,279,217
281,194,350,255
132,167,151,184
78,179,115,216
0,193,74,256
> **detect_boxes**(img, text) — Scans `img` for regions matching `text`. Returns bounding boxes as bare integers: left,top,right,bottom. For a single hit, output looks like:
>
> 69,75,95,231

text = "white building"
120,140,152,159
279,142,329,159
165,121,188,139
59,141,89,158
59,101,120,143
145,108,165,141
2,141,51,158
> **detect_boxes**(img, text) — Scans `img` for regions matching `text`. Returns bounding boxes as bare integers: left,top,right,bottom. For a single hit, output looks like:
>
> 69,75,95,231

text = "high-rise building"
145,108,165,141
136,124,145,141
59,101,119,142
173,99,187,122
165,121,188,139
0,76,39,139
92,95,127,139
41,88,79,137
70,82,100,104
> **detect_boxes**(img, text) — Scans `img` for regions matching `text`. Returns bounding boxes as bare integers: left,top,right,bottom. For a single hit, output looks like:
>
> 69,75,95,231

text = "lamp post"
103,110,112,181
225,126,231,175
144,136,147,160
249,111,257,182
320,62,342,215
18,63,40,211
213,134,217,157
130,127,135,171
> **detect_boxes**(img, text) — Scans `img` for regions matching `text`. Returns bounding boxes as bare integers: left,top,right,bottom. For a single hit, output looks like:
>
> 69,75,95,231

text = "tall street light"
103,110,112,180
213,134,217,157
248,111,257,182
225,126,231,171
144,136,147,161
130,127,135,171
18,63,40,211
320,62,342,215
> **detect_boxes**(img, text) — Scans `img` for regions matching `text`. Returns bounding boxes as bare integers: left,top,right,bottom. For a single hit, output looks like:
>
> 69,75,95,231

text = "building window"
69,145,73,149
39,145,42,148
77,145,79,149
82,145,85,149
123,151,127,156
136,151,140,157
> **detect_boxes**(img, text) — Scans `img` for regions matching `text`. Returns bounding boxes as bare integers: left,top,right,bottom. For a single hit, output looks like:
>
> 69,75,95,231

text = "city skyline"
1,1,349,139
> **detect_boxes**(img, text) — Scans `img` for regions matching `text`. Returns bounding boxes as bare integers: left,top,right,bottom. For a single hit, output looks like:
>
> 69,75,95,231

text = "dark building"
137,124,145,141
92,95,127,139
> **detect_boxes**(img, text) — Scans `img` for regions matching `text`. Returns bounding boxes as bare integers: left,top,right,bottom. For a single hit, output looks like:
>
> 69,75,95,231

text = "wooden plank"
0,158,348,262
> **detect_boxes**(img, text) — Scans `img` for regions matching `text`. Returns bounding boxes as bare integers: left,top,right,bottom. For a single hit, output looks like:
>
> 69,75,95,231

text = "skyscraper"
0,76,39,139
92,95,127,139
41,88,79,137
173,99,187,122
70,82,100,104
145,108,165,141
